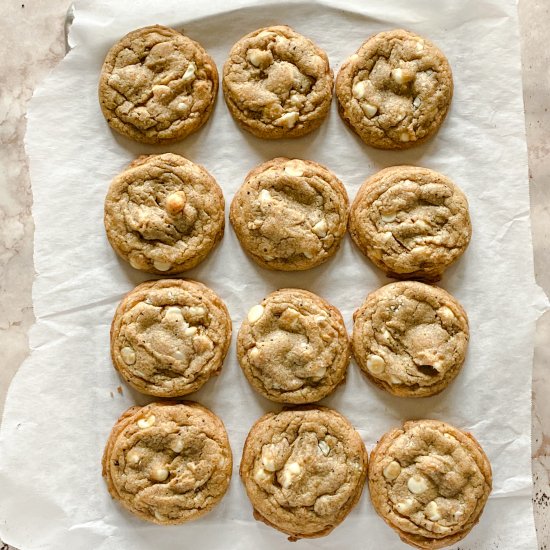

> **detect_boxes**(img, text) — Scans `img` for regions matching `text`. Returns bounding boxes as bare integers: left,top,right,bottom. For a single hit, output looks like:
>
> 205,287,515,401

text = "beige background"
0,0,548,547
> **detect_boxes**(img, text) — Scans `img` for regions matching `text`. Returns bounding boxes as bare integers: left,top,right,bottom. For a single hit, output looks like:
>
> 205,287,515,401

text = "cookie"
368,419,492,549
110,279,231,397
102,401,232,524
104,153,225,275
349,166,471,281
237,289,349,403
98,25,218,144
240,406,368,540
336,29,453,149
230,158,349,270
352,281,468,398
222,26,333,139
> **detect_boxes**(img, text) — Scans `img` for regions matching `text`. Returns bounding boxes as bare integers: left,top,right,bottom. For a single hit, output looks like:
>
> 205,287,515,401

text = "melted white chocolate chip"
248,304,265,324
120,346,136,365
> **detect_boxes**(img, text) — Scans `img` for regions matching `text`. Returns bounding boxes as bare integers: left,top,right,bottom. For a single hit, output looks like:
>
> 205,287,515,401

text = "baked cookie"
237,289,349,403
349,166,471,281
230,158,349,270
336,29,453,149
240,406,368,540
110,279,231,397
102,401,232,524
352,281,468,398
104,153,224,275
223,26,333,138
98,25,218,144
368,420,492,548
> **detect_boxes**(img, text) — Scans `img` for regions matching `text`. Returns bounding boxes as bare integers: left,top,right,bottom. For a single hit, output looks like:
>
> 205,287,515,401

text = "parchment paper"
0,0,547,548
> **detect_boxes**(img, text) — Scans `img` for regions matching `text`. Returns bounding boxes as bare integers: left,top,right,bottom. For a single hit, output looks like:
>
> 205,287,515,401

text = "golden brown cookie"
349,166,471,281
223,26,333,139
104,153,224,275
102,401,232,524
352,282,468,398
368,420,492,548
98,25,218,144
237,289,350,403
110,279,231,397
336,29,453,149
240,406,368,540
230,157,349,271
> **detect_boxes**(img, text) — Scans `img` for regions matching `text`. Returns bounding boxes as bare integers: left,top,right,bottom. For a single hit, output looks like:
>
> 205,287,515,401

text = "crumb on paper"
117,386,123,395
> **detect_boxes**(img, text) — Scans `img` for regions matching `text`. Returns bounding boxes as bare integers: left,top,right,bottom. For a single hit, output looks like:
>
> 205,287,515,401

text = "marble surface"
0,0,548,547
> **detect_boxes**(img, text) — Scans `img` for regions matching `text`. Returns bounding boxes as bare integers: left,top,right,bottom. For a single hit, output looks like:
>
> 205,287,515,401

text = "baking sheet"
0,0,547,548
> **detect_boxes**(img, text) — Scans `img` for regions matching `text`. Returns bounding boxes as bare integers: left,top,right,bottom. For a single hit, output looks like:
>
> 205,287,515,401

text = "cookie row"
104,154,471,281
110,279,468,400
102,402,492,548
98,25,452,149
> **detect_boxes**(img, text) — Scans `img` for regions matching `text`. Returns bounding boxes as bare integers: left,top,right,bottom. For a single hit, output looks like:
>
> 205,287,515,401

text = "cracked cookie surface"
110,279,231,397
336,29,453,149
230,157,349,270
237,289,349,403
349,166,471,281
240,406,368,539
104,153,224,275
368,420,492,549
223,26,333,138
352,282,468,398
99,25,218,144
102,402,232,524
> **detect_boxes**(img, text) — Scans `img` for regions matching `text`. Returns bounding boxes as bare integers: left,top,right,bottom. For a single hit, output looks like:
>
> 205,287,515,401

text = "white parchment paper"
1,0,547,548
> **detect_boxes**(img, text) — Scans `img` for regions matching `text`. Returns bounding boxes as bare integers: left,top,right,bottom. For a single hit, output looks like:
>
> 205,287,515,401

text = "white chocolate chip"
396,498,415,514
381,211,397,223
416,40,425,51
248,304,265,324
312,218,328,237
438,306,455,322
425,501,441,521
361,102,378,118
120,346,136,365
254,467,272,483
246,48,272,68
311,365,327,379
413,96,422,108
367,354,386,375
173,350,185,361
257,30,276,39
399,132,410,142
170,439,184,453
151,466,169,482
165,306,184,323
187,306,206,317
249,347,260,360
274,111,299,128
261,445,278,471
408,474,429,494
284,160,304,177
152,84,171,100
126,449,141,466
153,260,172,272
177,102,187,112
314,314,327,324
280,461,302,488
352,80,368,99
383,460,401,481
258,189,272,205
181,62,196,83
391,68,415,84
350,54,360,61
137,415,155,429
318,441,330,456
165,191,186,214
184,326,198,337
443,432,458,442
303,250,314,259
390,375,402,384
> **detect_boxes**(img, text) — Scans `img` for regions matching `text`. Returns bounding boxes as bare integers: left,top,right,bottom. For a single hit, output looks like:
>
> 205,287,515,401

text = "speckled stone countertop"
1,0,549,548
